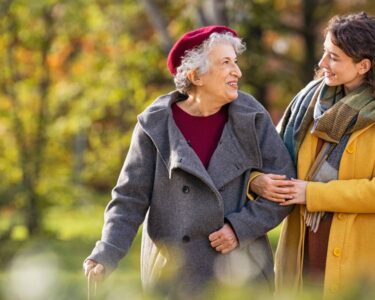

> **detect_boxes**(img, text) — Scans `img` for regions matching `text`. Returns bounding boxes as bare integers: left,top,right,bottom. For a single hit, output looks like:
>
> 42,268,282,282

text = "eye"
329,55,338,62
322,49,338,62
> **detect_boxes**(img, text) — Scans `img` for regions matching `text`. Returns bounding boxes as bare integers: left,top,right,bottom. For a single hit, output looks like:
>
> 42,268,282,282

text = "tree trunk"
141,0,173,52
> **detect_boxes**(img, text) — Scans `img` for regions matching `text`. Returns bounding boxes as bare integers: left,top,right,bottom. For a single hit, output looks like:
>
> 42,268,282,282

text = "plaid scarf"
280,79,375,232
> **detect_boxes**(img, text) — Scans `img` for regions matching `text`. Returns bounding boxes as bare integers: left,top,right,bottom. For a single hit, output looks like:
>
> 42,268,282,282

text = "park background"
1,0,375,299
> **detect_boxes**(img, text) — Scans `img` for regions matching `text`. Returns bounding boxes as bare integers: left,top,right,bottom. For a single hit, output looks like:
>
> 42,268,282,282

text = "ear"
358,58,371,75
187,70,203,86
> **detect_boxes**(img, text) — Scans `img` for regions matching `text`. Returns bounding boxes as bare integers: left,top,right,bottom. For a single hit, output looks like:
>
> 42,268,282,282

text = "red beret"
167,25,238,76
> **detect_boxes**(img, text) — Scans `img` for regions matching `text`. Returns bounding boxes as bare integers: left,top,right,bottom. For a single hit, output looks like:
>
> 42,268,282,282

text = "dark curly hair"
317,12,375,95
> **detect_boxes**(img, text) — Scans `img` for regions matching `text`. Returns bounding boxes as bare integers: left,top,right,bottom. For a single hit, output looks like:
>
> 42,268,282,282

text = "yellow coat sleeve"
246,171,263,200
306,177,375,213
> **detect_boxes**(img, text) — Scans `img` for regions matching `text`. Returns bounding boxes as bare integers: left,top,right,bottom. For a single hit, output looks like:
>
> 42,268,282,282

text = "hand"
209,223,238,254
250,173,294,202
280,179,307,206
83,259,105,281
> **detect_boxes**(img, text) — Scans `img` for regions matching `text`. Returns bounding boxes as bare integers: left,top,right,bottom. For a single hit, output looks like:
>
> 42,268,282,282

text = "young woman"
250,12,375,298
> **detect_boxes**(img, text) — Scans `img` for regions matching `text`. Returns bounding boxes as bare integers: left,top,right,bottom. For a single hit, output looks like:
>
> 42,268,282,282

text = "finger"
268,174,287,180
273,180,294,186
280,199,299,206
267,196,286,203
221,241,238,254
210,239,222,248
291,178,304,182
94,264,104,275
208,230,221,241
263,192,288,201
219,230,235,243
270,192,290,200
219,236,234,246
84,260,96,276
85,265,94,277
273,186,294,194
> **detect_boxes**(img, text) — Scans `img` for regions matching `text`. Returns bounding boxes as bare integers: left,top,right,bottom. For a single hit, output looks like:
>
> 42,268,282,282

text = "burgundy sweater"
172,103,228,168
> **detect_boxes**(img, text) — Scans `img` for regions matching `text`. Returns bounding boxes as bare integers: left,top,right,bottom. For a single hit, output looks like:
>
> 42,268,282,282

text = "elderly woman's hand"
250,173,294,202
84,259,105,281
209,223,238,254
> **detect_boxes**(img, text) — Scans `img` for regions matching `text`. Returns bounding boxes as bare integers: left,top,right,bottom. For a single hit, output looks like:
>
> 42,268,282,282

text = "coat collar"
137,90,262,190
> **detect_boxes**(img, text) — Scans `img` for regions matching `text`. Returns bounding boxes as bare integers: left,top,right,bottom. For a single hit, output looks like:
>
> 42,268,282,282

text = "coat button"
346,145,354,153
333,248,341,257
182,235,190,243
182,185,190,193
337,213,345,220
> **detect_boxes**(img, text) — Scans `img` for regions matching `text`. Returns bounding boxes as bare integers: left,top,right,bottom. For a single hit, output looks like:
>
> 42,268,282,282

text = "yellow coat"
275,122,375,298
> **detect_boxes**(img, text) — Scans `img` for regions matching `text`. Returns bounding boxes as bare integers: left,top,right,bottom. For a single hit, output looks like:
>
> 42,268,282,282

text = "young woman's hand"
250,173,295,202
279,179,307,206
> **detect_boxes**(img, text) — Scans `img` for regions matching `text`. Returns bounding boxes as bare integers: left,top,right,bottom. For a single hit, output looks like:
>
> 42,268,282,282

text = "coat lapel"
138,90,262,192
167,114,217,190
207,121,258,190
138,91,217,191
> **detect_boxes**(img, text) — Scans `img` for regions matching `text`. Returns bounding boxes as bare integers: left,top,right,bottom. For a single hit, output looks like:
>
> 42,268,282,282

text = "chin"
228,92,238,101
324,77,338,87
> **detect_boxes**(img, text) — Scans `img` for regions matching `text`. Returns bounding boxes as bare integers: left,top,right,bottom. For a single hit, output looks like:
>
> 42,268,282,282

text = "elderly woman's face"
198,43,242,104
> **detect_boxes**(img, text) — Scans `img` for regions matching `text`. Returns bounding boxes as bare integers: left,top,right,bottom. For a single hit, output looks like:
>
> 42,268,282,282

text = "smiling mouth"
227,82,238,88
324,71,335,78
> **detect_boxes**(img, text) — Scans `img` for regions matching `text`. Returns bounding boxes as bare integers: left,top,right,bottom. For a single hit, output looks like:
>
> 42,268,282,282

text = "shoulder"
234,91,268,114
138,90,184,129
140,91,177,116
229,91,275,141
232,91,274,126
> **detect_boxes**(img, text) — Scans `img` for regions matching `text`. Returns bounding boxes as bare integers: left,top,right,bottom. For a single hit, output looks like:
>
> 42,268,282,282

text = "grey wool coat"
87,90,295,294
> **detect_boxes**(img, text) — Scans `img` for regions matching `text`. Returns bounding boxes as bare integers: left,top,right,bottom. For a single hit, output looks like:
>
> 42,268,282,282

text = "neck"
177,95,222,116
344,78,365,95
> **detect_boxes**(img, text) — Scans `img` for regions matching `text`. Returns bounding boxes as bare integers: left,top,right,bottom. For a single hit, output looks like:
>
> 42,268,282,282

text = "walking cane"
87,269,97,300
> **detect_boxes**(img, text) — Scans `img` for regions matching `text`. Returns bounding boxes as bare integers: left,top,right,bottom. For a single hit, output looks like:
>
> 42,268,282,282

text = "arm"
85,122,156,274
306,178,375,213
225,111,296,248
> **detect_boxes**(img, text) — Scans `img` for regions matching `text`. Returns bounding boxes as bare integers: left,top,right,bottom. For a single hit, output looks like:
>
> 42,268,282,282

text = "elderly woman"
250,12,375,298
83,25,295,296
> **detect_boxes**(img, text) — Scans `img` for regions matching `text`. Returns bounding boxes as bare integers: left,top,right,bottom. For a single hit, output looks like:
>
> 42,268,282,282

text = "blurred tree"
0,0,166,236
1,1,57,235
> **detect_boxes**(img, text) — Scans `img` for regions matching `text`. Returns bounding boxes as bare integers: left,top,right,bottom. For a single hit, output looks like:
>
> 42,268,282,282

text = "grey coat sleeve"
225,111,296,248
86,122,156,273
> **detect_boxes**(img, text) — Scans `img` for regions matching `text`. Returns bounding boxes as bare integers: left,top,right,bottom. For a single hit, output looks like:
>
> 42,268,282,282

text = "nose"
318,52,329,69
231,63,242,78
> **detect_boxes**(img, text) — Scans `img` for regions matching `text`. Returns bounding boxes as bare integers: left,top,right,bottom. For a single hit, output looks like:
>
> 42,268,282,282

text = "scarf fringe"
304,211,325,233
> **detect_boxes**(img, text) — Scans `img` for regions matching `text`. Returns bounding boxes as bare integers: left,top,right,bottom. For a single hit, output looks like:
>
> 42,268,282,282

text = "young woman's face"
318,32,367,93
